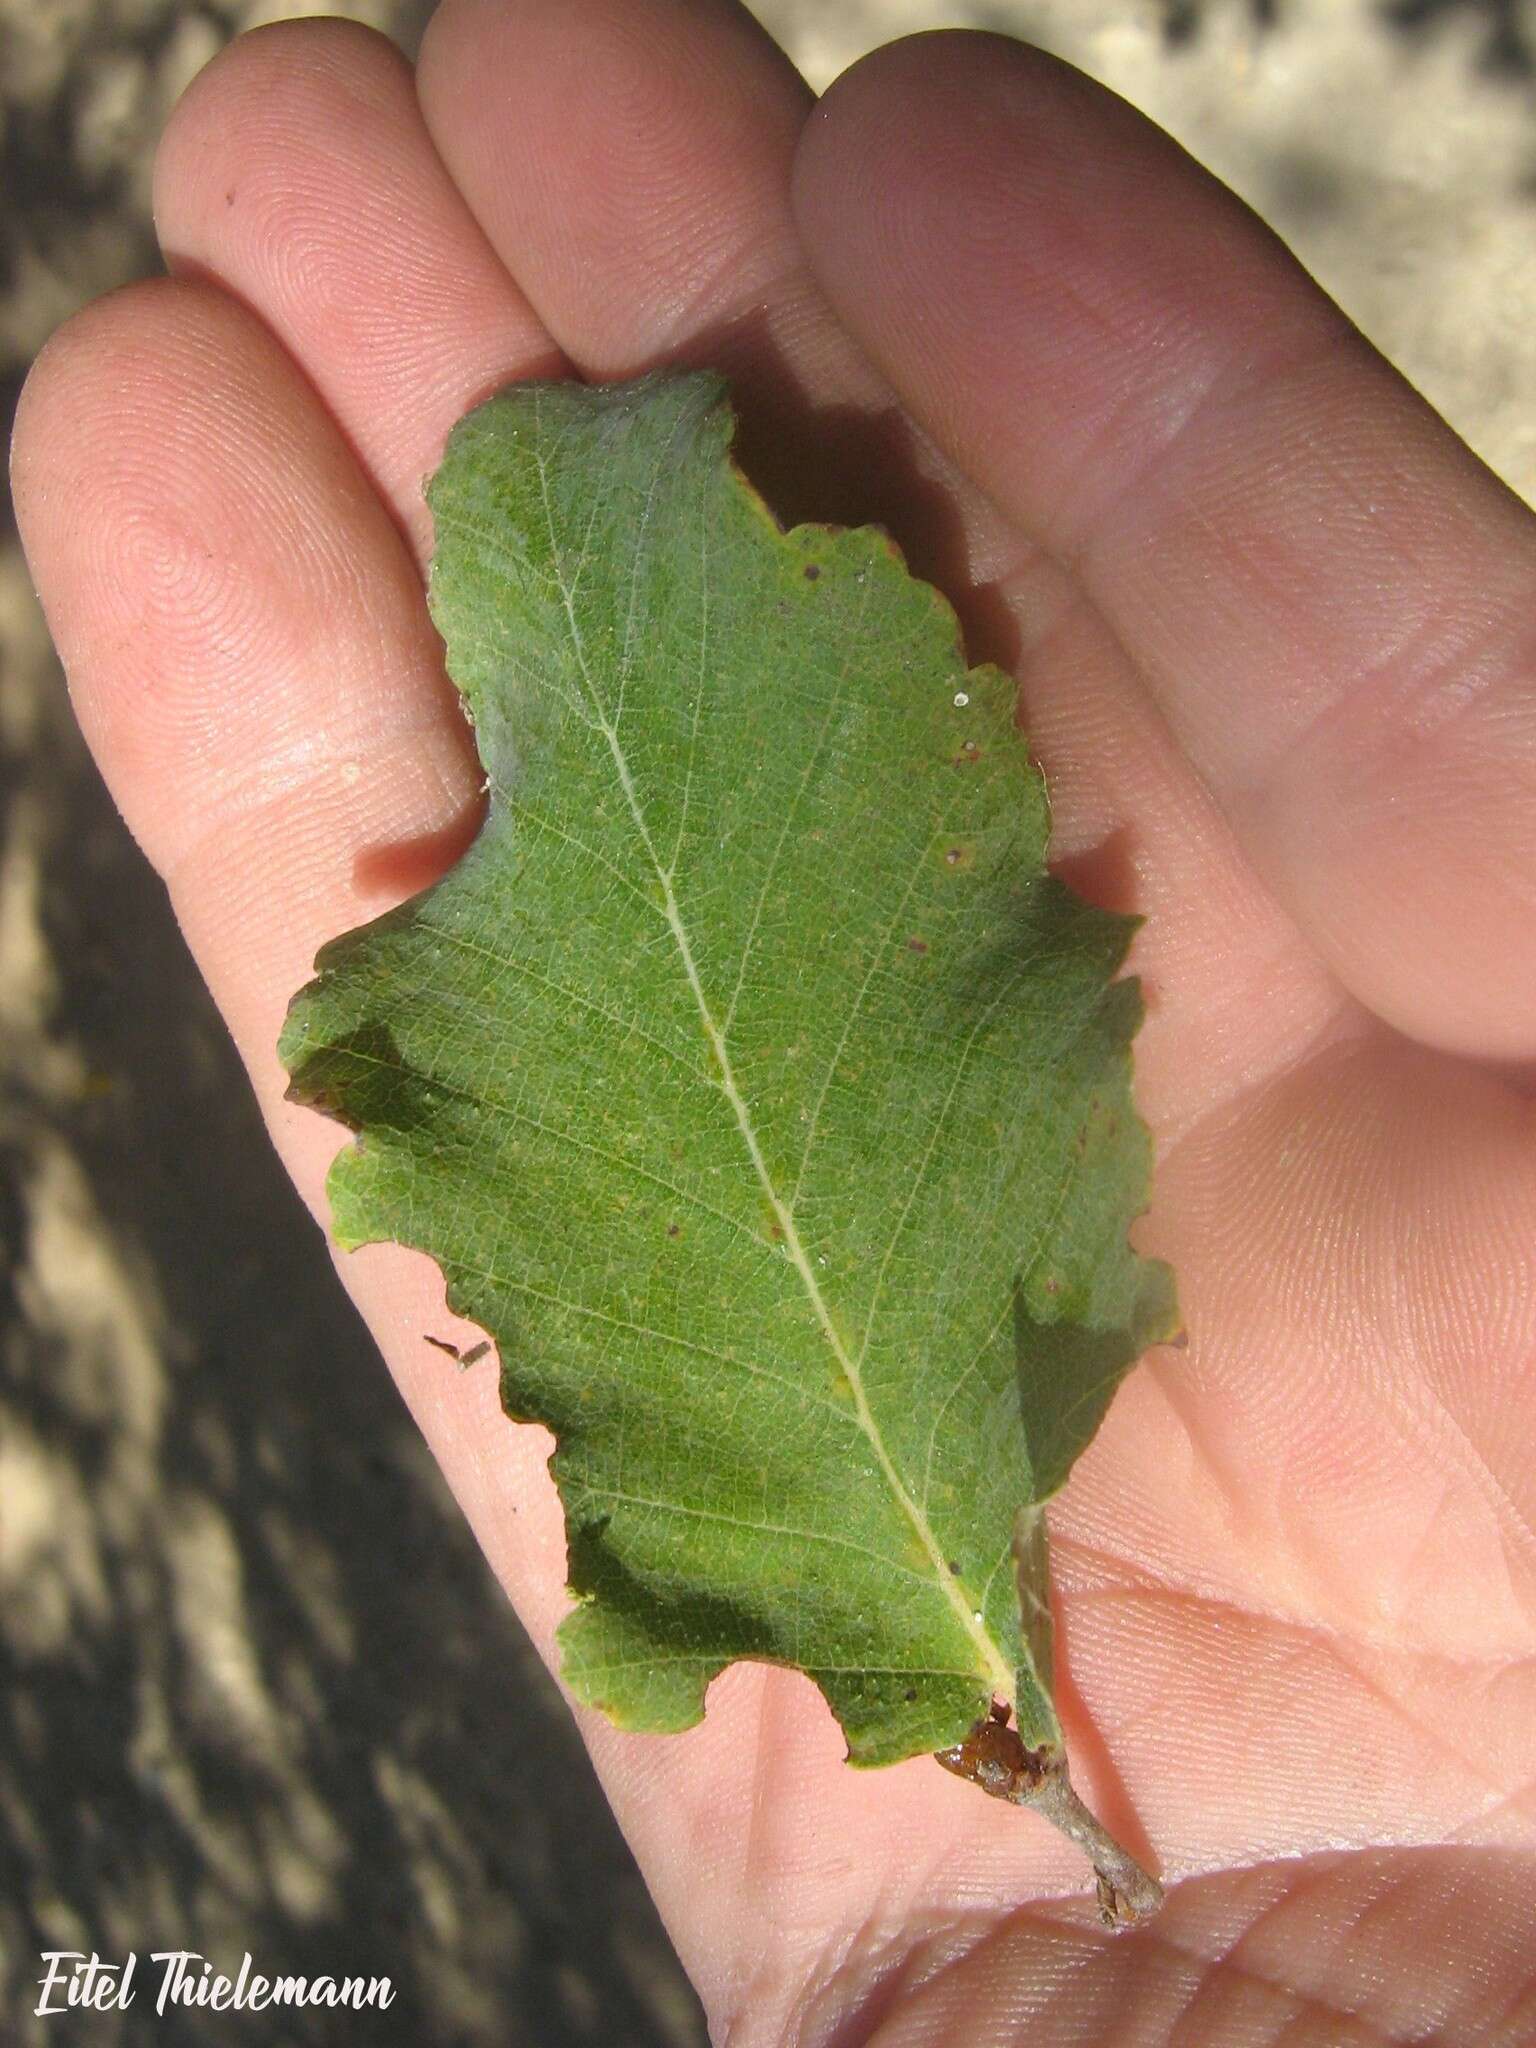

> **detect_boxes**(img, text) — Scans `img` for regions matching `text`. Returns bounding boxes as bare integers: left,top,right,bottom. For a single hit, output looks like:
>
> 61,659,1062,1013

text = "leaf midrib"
532,421,1015,1704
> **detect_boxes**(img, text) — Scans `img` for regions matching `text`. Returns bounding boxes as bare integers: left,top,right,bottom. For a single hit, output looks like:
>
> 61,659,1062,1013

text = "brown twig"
935,1705,1163,1927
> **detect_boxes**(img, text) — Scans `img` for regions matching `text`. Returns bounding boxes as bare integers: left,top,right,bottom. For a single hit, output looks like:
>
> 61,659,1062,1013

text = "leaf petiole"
935,1705,1163,1928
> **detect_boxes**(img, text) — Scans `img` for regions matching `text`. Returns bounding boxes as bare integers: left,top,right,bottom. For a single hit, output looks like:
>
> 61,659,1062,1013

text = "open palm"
14,5,1536,2042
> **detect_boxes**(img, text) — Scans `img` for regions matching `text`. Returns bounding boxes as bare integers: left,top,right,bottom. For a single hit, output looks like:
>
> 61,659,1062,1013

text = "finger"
138,24,593,1620
415,0,871,519
10,275,574,1654
416,0,1346,1136
792,33,1536,1061
416,0,811,368
153,18,566,565
13,282,476,943
415,0,1021,594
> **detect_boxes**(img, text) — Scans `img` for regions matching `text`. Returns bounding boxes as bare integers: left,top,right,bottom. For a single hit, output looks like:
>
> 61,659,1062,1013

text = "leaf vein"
720,559,874,1038
533,437,1015,1703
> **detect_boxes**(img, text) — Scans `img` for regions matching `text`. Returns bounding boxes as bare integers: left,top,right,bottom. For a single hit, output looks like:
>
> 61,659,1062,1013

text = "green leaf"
280,372,1176,1771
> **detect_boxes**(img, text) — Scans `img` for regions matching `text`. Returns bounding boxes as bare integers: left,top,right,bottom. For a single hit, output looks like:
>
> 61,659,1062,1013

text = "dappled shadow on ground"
1380,0,1533,78
1149,0,1533,73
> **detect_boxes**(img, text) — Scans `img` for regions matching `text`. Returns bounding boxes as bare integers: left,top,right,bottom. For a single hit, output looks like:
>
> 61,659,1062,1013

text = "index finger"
793,33,1536,1061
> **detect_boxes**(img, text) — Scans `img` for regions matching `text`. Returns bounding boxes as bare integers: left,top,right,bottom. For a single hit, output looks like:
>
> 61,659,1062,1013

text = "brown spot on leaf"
803,563,820,581
955,740,982,766
907,937,929,955
667,1223,681,1239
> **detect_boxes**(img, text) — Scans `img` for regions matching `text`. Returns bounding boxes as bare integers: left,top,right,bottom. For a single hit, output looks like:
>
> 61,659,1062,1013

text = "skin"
12,3,1536,2040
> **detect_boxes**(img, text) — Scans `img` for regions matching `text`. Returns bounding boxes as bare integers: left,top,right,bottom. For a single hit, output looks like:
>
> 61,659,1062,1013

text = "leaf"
280,372,1177,1773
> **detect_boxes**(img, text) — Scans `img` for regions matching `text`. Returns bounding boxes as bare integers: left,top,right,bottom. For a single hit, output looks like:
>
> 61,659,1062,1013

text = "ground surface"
3,3,1534,2043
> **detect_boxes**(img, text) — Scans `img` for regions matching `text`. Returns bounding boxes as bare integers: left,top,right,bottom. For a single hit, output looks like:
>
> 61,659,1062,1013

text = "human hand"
14,5,1536,2040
